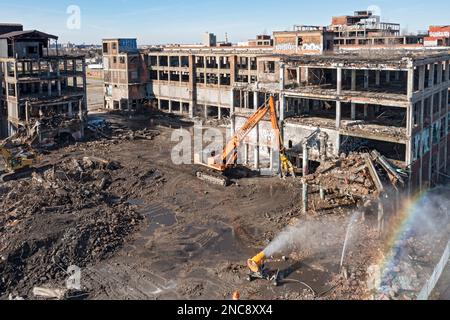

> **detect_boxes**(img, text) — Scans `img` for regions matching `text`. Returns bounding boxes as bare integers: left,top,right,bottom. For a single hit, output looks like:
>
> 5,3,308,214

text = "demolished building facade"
0,24,87,144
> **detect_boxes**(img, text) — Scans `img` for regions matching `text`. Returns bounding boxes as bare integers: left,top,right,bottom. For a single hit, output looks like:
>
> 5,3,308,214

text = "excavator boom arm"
208,96,287,172
220,104,270,167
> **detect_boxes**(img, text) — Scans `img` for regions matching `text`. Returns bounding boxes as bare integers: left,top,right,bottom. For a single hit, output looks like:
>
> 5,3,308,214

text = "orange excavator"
195,95,295,186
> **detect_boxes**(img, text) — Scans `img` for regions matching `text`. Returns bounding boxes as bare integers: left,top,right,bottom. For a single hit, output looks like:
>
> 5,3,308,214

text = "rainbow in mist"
373,189,438,295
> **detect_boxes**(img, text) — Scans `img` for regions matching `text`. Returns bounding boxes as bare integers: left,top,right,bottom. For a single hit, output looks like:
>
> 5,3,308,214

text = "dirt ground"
1,93,449,300
0,110,357,300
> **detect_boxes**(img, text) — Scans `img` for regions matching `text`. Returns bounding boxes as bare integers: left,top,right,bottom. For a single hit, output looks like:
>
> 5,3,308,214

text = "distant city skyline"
1,0,450,44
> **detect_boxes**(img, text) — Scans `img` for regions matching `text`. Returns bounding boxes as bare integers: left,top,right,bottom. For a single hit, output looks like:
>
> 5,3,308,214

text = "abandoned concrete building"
0,24,87,144
102,10,450,192
103,38,148,111
329,10,425,49
232,52,450,193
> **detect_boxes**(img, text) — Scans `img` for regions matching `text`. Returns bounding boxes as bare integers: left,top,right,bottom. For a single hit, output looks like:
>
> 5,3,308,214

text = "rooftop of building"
0,29,58,40
0,23,23,27
144,45,274,54
276,50,450,67
102,38,137,41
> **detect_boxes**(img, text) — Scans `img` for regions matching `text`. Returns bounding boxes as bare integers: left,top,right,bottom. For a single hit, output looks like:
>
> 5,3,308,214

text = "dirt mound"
0,157,149,298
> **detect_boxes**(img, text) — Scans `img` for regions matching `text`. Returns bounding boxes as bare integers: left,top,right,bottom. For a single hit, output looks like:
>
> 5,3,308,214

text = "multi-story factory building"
233,52,450,192
102,38,148,111
102,10,450,191
0,24,87,143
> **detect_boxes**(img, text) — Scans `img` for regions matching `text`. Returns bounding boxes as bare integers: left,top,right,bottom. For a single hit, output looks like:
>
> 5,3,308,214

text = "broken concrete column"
337,67,342,95
302,143,309,176
445,61,450,82
269,148,274,171
429,63,435,87
254,123,260,170
305,99,310,113
437,63,443,85
78,100,85,139
351,103,356,120
244,143,249,166
364,70,369,89
279,63,285,91
68,102,73,117
189,102,194,118
376,70,381,86
244,91,249,109
351,69,356,90
336,101,342,129
168,100,172,113
335,135,341,157
407,66,415,100
280,94,285,121
302,181,309,213
419,65,426,90
230,90,236,135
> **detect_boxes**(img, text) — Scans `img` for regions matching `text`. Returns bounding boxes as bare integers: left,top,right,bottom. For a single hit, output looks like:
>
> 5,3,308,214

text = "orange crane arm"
211,102,269,170
207,96,288,173
210,97,280,170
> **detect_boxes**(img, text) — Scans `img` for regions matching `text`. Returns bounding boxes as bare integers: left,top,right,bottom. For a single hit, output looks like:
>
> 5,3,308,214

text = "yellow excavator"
195,95,295,186
0,138,40,183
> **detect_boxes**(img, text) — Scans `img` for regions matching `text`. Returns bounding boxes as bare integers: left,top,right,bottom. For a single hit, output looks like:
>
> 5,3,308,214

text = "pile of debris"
36,115,81,131
305,151,408,199
0,157,144,299
87,119,160,142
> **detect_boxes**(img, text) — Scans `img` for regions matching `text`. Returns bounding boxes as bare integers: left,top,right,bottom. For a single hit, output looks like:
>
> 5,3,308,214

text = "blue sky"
0,0,449,44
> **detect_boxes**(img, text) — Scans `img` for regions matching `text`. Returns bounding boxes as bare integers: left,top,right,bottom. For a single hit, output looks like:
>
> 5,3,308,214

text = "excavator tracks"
193,166,230,187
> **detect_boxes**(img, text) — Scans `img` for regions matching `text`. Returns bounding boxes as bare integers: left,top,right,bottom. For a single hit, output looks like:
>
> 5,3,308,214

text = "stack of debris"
87,119,160,142
305,151,408,199
36,115,81,132
0,157,143,299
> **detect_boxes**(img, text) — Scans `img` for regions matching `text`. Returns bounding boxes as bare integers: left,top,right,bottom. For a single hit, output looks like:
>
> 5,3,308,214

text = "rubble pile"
342,120,406,139
305,153,377,197
0,157,145,298
305,151,408,200
87,119,160,142
37,115,80,131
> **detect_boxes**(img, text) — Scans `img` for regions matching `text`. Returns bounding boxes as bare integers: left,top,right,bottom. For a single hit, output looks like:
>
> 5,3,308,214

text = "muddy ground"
1,107,449,300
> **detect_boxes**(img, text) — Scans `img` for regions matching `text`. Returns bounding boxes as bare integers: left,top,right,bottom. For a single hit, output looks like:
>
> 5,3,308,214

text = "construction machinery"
195,96,295,186
246,251,280,286
0,137,43,182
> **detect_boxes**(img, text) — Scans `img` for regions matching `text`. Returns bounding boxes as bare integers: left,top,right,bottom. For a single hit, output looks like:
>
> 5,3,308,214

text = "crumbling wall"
284,123,338,158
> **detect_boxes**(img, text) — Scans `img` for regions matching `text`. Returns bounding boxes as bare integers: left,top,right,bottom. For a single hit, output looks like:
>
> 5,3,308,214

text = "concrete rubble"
0,155,154,298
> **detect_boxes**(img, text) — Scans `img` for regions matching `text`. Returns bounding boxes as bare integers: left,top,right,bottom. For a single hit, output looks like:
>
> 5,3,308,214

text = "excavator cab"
0,144,40,182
